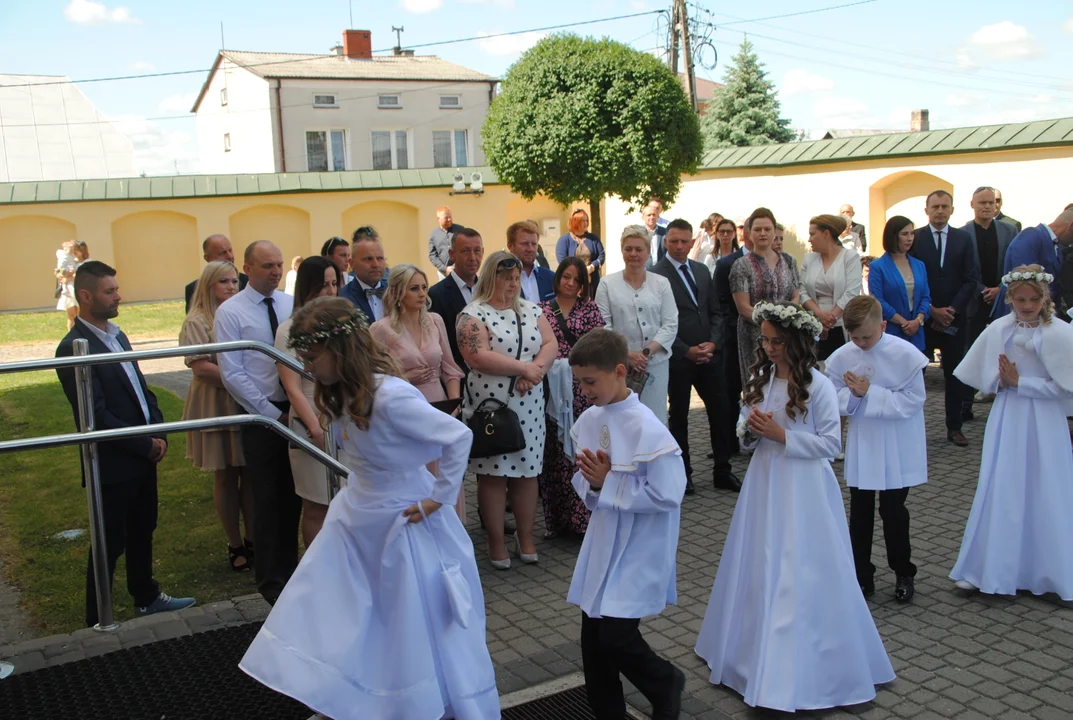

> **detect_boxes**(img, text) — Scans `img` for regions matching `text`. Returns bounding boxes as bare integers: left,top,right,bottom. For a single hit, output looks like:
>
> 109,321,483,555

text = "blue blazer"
868,253,932,351
555,233,605,273
994,223,1063,318
340,276,388,322
521,266,555,303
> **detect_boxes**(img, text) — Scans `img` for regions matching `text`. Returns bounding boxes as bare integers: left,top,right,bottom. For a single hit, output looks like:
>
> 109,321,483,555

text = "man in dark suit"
429,227,484,371
339,231,388,323
56,261,195,627
994,189,1023,233
995,205,1073,321
713,221,753,421
507,220,554,303
839,204,867,253
960,186,1017,408
909,190,980,447
643,200,668,269
184,234,248,312
652,219,740,495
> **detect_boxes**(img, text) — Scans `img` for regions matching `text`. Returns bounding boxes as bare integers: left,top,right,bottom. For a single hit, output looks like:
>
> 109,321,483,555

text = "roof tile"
222,50,496,83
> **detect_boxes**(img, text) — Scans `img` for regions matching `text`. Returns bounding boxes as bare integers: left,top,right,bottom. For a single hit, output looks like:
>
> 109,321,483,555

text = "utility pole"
667,0,697,113
667,1,680,75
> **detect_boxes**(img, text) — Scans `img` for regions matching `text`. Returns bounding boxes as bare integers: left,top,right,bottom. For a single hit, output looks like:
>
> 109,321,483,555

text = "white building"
0,74,136,182
192,30,498,175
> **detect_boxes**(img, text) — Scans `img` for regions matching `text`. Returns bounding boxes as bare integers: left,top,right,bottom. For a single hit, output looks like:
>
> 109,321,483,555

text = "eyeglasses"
497,257,521,271
759,336,785,348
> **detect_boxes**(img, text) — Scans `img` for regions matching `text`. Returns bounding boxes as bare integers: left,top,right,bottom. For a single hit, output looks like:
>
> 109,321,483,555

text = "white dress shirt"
215,284,294,419
77,317,151,422
520,266,540,304
356,278,384,321
928,224,948,267
451,271,476,304
667,255,699,306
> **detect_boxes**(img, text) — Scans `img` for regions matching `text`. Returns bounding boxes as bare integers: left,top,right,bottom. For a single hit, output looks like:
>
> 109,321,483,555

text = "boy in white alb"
567,328,687,720
826,295,929,603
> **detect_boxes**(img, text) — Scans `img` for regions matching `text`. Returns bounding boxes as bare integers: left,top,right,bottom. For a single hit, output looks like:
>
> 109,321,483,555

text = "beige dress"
179,314,245,471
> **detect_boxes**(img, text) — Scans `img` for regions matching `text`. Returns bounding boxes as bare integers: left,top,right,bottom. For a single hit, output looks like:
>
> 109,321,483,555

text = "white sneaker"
954,579,977,591
973,391,995,403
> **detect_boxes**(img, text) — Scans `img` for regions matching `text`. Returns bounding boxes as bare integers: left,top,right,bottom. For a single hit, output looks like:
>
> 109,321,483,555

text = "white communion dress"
239,375,500,720
694,368,894,712
951,315,1073,599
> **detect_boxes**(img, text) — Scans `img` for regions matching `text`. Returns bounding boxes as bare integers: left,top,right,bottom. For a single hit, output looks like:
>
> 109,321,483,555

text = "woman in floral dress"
538,257,605,537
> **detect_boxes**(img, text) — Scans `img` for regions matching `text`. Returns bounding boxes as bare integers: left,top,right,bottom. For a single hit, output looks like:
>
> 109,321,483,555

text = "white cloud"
813,96,870,124
64,0,139,24
945,92,986,109
954,48,978,70
781,69,834,97
967,21,1043,60
1064,18,1073,34
477,30,546,57
129,60,154,71
112,115,199,176
401,0,442,13
459,0,515,7
157,92,198,115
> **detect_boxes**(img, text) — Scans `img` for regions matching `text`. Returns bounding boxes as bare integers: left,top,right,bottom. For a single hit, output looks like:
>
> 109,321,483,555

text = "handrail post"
73,339,119,632
323,423,341,499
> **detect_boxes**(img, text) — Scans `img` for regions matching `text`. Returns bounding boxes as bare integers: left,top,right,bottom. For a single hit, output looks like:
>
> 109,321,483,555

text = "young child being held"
825,295,930,603
694,301,893,712
567,328,687,720
951,264,1073,599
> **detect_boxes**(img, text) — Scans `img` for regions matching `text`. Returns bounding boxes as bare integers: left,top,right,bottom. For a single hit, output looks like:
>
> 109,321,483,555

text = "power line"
712,0,879,26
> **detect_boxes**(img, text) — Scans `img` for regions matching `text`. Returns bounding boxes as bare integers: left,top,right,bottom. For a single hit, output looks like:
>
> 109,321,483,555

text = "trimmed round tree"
482,34,702,240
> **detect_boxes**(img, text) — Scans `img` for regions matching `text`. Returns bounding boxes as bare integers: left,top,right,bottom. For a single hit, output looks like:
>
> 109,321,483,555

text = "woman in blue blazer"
869,215,932,351
556,208,605,294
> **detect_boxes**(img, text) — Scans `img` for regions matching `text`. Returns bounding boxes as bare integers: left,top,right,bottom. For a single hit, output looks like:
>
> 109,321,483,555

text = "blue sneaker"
134,592,196,617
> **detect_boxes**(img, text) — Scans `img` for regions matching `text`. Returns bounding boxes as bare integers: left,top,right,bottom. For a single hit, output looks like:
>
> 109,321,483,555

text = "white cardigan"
798,247,863,328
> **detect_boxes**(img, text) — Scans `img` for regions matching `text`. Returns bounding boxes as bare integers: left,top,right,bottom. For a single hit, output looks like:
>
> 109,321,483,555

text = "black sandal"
228,545,251,573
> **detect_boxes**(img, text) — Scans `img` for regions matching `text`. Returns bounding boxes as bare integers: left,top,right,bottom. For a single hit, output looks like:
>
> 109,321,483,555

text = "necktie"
1056,242,1062,264
935,230,944,265
679,263,699,301
265,296,279,339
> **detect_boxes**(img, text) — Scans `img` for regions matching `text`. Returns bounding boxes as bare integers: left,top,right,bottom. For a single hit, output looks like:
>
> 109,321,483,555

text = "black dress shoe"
894,575,915,603
961,409,975,422
705,450,715,459
861,580,875,598
713,472,742,492
684,477,696,496
947,430,969,447
652,666,685,720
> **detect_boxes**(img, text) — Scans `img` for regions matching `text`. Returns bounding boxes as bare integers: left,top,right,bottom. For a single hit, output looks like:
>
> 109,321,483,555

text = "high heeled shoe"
513,532,539,564
489,556,511,571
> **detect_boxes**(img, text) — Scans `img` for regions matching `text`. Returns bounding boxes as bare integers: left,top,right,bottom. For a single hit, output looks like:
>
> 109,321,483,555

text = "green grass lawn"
0,370,257,634
0,301,185,346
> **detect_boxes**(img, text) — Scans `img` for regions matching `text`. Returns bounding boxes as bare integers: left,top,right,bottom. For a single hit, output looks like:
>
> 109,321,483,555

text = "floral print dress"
730,252,800,390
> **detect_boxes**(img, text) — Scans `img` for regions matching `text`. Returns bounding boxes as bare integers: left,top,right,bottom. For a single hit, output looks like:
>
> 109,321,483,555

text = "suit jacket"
960,219,1016,319
521,266,555,303
867,253,932,352
910,226,979,328
428,275,469,372
1060,246,1073,320
994,223,1066,318
340,277,387,323
996,212,1023,233
644,226,668,269
851,222,868,253
184,273,248,313
651,257,723,360
55,321,165,487
713,248,744,347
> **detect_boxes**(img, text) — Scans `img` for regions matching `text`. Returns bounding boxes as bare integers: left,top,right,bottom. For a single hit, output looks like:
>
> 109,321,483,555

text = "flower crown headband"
753,301,824,338
288,310,366,352
1002,270,1053,287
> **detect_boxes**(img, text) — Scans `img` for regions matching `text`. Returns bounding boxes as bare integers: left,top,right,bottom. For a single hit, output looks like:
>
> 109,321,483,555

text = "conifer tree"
701,38,795,149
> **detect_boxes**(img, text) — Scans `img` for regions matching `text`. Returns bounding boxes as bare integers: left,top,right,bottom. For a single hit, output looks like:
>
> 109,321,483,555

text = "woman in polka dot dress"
457,250,558,570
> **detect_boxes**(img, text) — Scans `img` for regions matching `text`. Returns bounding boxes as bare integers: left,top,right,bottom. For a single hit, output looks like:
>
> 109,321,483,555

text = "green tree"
482,34,702,239
701,38,795,149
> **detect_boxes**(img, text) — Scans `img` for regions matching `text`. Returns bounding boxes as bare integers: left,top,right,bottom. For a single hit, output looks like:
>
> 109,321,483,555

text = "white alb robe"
825,333,930,490
568,391,686,619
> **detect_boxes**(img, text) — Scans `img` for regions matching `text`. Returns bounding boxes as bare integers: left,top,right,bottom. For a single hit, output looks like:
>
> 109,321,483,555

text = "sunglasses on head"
497,257,521,271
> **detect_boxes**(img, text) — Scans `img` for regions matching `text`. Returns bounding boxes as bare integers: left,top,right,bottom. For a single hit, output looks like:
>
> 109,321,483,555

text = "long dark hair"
553,256,591,301
294,256,340,307
742,306,818,422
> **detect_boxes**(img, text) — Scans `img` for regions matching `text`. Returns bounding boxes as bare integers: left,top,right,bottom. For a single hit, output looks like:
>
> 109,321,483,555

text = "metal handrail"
0,338,342,636
0,339,315,381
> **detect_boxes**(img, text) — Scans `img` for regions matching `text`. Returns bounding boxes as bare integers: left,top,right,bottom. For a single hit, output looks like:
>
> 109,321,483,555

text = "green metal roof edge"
697,116,1073,173
0,167,500,205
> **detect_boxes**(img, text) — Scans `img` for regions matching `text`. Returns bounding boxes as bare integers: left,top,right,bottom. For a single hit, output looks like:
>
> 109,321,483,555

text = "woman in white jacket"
799,214,863,362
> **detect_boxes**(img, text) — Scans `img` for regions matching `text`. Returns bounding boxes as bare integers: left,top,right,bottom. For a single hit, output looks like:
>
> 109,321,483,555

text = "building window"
223,133,231,152
313,94,338,108
377,94,402,109
371,130,409,170
220,87,228,106
439,95,461,109
432,129,469,168
306,130,346,172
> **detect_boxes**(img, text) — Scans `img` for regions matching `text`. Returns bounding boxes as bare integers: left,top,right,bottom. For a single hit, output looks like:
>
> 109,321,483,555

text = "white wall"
276,78,493,172
601,148,1073,274
195,60,275,175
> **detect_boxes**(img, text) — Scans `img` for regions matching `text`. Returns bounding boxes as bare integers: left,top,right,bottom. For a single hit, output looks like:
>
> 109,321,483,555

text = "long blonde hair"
289,297,400,431
382,264,430,330
187,260,238,326
471,250,524,312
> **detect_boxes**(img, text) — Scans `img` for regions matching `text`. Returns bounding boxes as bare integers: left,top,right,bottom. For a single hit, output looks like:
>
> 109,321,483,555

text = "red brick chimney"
342,30,372,60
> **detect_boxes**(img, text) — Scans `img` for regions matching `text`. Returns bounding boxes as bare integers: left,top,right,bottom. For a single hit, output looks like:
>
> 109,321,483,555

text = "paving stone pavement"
2,352,1072,719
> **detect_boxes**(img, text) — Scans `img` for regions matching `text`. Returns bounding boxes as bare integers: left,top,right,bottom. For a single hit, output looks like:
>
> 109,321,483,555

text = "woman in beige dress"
180,260,251,571
370,264,466,521
275,256,340,547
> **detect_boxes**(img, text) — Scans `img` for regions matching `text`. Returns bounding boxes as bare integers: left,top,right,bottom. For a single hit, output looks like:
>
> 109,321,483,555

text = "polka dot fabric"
461,300,547,478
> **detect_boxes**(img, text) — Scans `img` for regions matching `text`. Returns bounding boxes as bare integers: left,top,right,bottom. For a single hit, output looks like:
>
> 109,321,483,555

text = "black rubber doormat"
0,623,310,720
503,685,598,719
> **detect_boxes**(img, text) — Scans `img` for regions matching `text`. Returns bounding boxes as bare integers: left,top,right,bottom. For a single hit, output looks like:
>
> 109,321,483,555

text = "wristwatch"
641,347,651,357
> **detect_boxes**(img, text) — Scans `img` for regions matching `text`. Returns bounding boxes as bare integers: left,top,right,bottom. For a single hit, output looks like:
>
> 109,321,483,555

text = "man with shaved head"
214,240,299,605
184,234,248,312
995,205,1073,321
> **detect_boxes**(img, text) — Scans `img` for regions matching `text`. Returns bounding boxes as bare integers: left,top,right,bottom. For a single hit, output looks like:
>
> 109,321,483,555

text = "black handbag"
466,310,527,458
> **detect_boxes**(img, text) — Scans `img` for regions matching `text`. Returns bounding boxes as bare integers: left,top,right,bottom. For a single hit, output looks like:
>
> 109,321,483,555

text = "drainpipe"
275,79,287,172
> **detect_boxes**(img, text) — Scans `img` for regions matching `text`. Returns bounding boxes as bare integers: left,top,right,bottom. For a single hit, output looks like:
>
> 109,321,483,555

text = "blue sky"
1,0,1071,175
